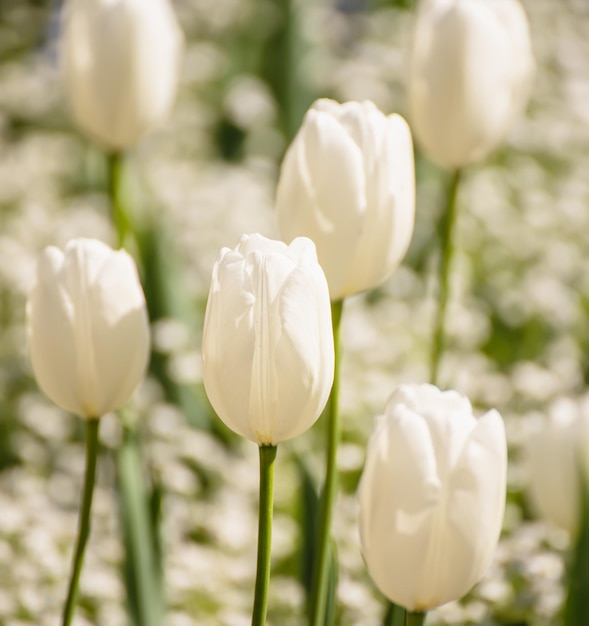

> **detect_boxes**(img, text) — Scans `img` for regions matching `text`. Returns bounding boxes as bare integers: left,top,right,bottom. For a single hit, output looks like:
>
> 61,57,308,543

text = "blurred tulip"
276,99,415,301
202,234,334,445
27,238,150,419
358,383,507,611
526,398,589,536
61,0,183,151
408,0,534,169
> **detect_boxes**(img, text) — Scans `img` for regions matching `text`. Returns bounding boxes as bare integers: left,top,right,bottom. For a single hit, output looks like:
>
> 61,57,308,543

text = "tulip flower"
27,238,150,419
276,98,415,301
202,233,334,445
358,383,507,612
526,399,589,536
61,0,183,151
408,0,534,170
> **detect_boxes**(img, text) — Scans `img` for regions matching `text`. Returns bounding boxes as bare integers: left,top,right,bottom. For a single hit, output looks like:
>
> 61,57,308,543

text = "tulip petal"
202,250,257,441
62,239,114,416
442,410,506,603
27,247,81,416
277,106,366,298
359,406,442,610
344,114,415,295
90,250,150,416
272,258,334,443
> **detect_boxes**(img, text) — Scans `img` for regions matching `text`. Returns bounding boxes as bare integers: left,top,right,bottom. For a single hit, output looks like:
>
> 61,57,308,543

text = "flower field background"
0,0,586,624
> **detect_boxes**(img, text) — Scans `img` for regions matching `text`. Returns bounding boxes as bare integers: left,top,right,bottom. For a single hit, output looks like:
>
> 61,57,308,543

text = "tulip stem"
107,151,132,248
62,418,100,626
252,444,278,626
383,601,406,626
310,298,344,626
430,168,462,386
405,611,426,626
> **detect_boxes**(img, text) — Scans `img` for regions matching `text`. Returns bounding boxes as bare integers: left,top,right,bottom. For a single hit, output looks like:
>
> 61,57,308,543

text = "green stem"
310,299,344,626
430,169,462,387
405,611,426,626
252,444,278,626
107,151,131,248
62,419,100,626
383,601,406,626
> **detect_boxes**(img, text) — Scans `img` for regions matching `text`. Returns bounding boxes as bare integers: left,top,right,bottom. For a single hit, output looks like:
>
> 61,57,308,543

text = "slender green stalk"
405,611,426,626
107,151,132,248
310,299,344,626
384,601,406,626
430,169,462,387
252,444,278,626
62,418,100,626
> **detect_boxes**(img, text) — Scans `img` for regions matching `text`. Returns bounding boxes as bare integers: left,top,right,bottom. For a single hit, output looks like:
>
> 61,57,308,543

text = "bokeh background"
0,0,587,624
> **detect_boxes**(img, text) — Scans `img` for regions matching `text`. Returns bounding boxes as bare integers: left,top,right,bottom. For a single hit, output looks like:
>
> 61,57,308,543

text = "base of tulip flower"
384,600,406,626
405,610,426,626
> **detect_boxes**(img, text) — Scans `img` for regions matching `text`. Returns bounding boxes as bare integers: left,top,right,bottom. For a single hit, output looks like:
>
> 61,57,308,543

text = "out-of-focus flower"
358,383,507,611
276,99,415,301
202,234,334,445
27,238,150,419
61,0,183,151
408,0,534,169
526,398,589,536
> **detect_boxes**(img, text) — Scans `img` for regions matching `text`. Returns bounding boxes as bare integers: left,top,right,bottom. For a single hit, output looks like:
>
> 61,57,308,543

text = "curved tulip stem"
310,298,344,626
405,611,426,626
252,444,278,626
430,168,462,386
62,418,100,626
107,151,132,248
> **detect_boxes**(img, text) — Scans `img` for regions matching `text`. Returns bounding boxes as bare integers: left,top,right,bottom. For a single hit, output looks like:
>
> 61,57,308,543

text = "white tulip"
526,398,589,536
26,238,150,419
61,0,183,151
276,99,415,301
202,234,334,445
408,0,534,169
358,384,507,611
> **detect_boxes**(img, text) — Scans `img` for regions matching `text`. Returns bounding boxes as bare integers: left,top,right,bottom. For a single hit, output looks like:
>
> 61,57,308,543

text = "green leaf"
564,470,589,626
117,425,163,626
295,456,338,625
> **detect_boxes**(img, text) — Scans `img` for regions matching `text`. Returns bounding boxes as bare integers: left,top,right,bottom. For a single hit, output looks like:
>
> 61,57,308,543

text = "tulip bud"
358,383,507,611
202,234,334,445
26,238,150,419
408,0,534,169
276,99,415,301
525,399,589,536
61,0,183,151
